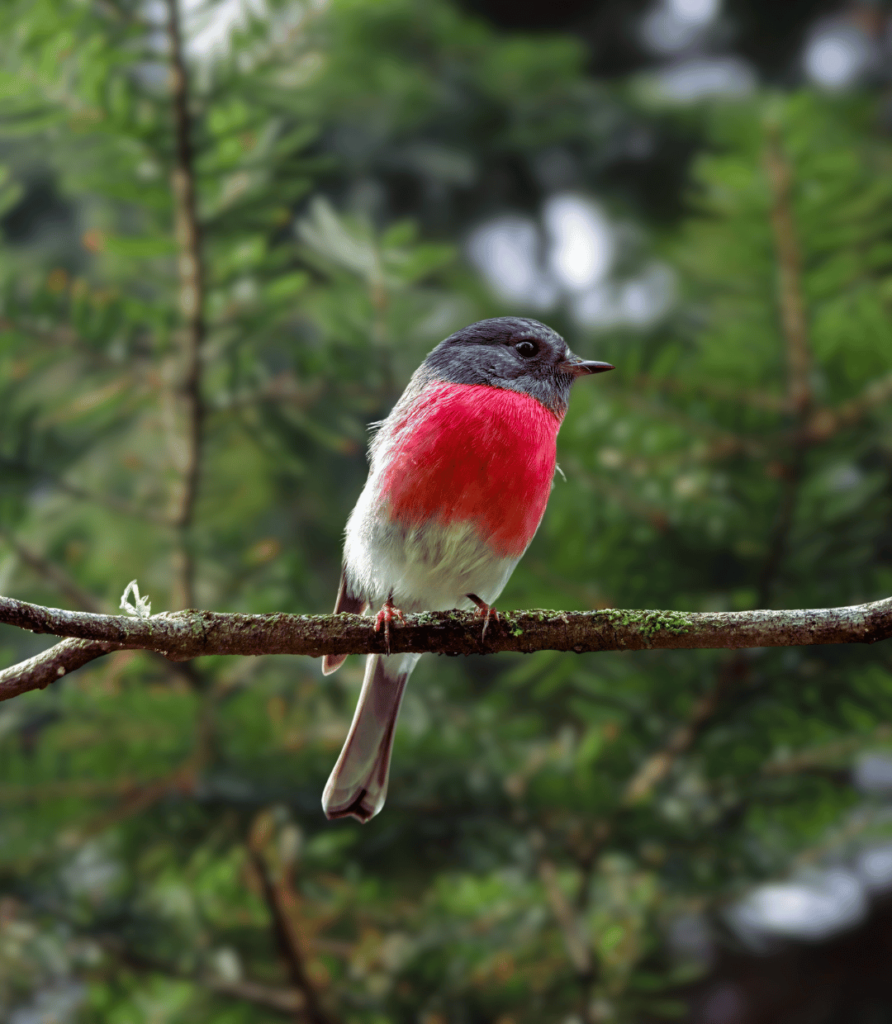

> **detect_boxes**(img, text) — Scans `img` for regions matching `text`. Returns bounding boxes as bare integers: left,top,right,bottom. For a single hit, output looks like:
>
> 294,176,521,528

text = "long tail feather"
322,652,420,822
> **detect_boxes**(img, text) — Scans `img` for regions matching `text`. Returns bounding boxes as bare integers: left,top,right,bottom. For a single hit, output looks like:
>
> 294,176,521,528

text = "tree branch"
0,528,105,613
622,653,749,803
0,637,122,700
764,126,812,421
165,0,207,610
759,126,814,607
0,457,171,526
804,370,892,443
248,845,339,1024
0,592,890,701
8,892,310,1018
536,851,593,977
95,933,308,1016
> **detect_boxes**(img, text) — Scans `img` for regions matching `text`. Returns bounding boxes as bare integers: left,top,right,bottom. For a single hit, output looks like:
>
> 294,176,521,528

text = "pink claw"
373,599,405,653
468,595,500,639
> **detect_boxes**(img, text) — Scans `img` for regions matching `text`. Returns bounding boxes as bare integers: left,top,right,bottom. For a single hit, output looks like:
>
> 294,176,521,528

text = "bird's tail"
322,652,420,823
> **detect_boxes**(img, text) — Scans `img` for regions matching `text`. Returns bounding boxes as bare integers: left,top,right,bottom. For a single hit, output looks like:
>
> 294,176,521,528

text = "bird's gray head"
423,316,613,416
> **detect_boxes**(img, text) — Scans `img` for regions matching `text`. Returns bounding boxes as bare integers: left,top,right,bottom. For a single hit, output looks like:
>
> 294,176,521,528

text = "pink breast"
378,382,562,558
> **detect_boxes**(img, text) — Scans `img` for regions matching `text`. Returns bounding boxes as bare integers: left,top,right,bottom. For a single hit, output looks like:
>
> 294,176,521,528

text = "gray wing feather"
321,568,367,676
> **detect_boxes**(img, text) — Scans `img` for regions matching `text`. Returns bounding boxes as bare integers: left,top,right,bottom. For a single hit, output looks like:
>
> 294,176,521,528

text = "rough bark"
1,592,890,702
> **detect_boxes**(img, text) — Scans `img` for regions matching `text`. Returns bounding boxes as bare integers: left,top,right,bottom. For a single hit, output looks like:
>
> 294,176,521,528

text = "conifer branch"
165,0,207,610
93,934,308,1016
619,136,822,819
804,370,892,442
535,850,594,977
535,847,599,1024
622,654,749,804
11,893,308,1017
764,126,812,420
0,592,890,703
248,846,340,1024
759,126,814,607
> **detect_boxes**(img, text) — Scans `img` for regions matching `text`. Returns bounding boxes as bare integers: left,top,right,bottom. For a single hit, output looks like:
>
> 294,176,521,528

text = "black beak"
559,358,615,378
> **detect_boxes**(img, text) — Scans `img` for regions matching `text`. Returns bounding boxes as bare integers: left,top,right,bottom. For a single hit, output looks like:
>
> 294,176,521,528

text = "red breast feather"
378,382,562,559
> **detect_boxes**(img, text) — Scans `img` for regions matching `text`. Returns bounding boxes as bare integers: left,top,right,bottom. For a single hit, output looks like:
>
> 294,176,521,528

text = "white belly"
342,478,519,612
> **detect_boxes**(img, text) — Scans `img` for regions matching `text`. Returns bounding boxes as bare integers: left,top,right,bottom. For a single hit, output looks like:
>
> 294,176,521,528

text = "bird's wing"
321,568,367,676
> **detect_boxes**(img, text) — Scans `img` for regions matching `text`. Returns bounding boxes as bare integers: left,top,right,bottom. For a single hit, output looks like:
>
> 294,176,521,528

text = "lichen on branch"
0,592,890,705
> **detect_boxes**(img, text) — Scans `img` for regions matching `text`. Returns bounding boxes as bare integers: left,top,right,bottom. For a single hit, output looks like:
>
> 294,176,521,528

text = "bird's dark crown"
423,317,578,415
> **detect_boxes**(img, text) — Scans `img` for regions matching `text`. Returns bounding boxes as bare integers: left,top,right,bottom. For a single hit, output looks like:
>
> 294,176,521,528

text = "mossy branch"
1,592,890,703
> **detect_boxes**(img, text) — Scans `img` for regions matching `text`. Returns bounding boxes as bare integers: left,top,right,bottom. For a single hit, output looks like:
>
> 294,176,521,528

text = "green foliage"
1,1,891,1022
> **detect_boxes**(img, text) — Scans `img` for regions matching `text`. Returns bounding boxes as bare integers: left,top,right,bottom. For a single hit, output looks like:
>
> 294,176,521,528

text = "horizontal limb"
0,591,890,701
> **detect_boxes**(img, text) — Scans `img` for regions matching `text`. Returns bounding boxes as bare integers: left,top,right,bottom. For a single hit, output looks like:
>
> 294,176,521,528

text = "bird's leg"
373,594,405,654
467,593,500,639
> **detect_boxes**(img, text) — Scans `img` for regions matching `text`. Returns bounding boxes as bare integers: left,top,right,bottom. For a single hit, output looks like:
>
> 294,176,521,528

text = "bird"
321,316,613,822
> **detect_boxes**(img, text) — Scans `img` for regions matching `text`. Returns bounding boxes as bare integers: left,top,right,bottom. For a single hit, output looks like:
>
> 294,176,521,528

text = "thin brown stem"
570,656,749,896
759,125,815,606
622,654,749,803
763,724,892,778
804,370,892,442
0,458,171,526
0,529,104,613
165,0,206,610
764,127,812,422
248,846,339,1024
534,839,599,1022
536,851,593,977
757,449,807,608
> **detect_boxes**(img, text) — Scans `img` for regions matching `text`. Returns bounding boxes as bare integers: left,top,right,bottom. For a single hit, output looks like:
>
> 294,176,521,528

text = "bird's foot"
467,594,500,639
373,599,405,654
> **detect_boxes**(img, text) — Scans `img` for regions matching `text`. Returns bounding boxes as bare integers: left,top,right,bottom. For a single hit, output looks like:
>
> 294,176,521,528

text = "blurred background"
1,0,892,1021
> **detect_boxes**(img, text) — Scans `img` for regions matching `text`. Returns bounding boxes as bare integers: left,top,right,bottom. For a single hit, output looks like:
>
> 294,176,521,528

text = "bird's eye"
515,340,538,358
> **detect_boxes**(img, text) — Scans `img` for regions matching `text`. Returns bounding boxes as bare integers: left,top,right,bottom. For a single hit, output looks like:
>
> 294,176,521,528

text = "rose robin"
322,317,613,822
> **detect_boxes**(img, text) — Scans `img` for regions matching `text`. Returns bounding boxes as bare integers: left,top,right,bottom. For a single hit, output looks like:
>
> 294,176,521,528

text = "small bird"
321,317,613,822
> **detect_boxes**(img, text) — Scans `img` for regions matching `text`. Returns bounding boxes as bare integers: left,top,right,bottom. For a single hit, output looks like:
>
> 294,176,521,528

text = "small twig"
620,391,767,460
804,370,892,443
0,458,171,526
0,529,105,613
762,724,892,778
